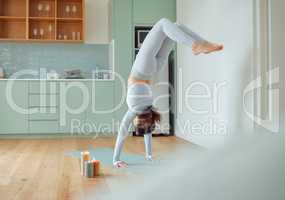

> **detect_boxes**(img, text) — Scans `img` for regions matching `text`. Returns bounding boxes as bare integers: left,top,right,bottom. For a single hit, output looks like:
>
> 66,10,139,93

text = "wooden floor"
0,136,194,200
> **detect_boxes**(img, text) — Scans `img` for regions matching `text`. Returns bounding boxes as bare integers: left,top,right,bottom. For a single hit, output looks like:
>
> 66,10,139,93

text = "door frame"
253,0,279,132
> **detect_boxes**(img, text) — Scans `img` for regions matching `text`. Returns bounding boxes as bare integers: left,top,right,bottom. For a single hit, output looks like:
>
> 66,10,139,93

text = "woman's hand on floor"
113,161,128,168
145,155,153,161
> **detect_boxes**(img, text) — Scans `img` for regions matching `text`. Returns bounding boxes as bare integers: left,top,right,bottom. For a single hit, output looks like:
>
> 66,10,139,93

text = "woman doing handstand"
113,18,223,168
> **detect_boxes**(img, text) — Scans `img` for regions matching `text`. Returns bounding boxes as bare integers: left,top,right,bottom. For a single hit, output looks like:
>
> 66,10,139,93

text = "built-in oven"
134,26,152,58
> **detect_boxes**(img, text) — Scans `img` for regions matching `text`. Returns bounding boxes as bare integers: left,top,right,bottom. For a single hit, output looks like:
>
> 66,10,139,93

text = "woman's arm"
113,109,136,165
144,133,153,160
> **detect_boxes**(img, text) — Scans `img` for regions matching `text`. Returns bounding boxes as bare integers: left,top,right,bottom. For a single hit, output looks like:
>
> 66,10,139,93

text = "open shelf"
57,20,82,41
57,0,83,19
56,0,84,41
0,16,26,20
0,0,84,42
29,17,55,20
29,0,55,18
0,18,26,39
29,19,55,40
56,17,83,21
0,0,27,17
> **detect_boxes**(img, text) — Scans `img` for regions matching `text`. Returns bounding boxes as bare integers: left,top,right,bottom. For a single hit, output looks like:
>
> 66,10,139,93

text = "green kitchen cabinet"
112,0,133,123
133,0,176,24
58,81,88,134
0,81,28,134
28,81,60,134
29,121,59,134
85,81,115,134
28,81,58,94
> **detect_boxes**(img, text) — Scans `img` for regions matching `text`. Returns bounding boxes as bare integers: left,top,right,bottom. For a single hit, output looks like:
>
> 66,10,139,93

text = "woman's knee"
158,18,172,25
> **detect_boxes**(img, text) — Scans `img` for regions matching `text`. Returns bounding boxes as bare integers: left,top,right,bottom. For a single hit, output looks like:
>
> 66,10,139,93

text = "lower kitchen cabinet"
29,121,59,134
58,81,88,134
0,80,116,135
85,81,115,134
28,81,60,134
0,81,29,134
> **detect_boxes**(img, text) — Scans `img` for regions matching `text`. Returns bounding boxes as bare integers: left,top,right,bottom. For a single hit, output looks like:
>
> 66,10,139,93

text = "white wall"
175,0,256,148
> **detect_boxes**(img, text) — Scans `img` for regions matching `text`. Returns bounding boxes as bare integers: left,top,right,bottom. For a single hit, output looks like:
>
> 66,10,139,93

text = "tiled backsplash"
0,43,110,79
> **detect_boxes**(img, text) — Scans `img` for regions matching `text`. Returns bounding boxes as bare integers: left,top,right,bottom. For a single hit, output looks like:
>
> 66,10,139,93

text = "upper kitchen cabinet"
85,0,112,44
0,0,27,17
0,0,27,40
0,0,85,42
133,0,176,24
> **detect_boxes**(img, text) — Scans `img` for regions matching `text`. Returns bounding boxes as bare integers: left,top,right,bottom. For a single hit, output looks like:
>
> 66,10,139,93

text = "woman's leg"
144,134,153,160
113,109,136,164
157,18,205,47
157,18,223,55
155,21,208,72
132,19,205,70
156,37,176,72
175,22,206,42
131,18,220,79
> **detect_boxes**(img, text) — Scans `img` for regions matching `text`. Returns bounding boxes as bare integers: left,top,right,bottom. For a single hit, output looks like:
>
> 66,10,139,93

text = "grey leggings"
131,18,205,80
113,18,206,164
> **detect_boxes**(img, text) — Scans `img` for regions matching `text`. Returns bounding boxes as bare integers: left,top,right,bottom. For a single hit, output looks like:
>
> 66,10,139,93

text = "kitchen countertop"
0,79,114,81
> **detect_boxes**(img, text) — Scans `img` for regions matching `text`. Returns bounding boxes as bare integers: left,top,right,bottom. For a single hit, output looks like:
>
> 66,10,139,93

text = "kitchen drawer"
29,121,59,134
28,81,59,94
29,94,58,107
29,112,58,121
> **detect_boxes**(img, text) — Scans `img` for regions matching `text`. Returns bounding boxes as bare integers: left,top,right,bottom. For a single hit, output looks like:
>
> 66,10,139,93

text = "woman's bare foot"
192,41,223,55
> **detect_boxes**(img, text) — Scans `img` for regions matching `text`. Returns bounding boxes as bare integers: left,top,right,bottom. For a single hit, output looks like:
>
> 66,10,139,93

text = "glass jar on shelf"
37,3,43,17
72,4,77,18
45,3,51,17
65,4,71,18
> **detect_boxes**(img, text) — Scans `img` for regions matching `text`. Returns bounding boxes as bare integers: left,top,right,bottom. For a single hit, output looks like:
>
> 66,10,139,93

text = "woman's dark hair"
134,106,161,134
